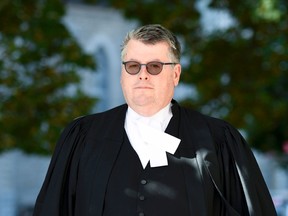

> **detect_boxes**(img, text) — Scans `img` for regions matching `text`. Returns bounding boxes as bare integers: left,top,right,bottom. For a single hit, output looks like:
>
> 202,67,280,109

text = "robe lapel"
77,105,128,216
171,102,221,216
87,139,124,215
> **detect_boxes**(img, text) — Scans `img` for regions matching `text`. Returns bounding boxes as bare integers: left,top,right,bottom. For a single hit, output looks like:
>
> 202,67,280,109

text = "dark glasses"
122,61,177,75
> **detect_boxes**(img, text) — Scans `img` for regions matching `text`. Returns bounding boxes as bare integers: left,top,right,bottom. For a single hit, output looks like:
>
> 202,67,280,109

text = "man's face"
121,39,181,116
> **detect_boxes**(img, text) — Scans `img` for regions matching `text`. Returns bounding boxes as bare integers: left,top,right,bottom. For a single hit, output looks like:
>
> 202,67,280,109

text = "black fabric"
33,101,277,216
103,133,142,216
103,115,190,216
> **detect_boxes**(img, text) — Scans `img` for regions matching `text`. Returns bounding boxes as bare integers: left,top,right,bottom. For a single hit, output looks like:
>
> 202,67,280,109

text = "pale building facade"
63,3,137,112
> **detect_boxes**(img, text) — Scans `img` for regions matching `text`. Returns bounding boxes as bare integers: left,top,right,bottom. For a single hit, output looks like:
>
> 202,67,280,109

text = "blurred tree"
100,0,288,152
0,0,97,154
187,0,288,152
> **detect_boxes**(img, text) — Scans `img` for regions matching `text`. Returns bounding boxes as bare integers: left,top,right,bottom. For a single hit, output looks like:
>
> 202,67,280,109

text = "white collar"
125,103,181,169
126,103,172,131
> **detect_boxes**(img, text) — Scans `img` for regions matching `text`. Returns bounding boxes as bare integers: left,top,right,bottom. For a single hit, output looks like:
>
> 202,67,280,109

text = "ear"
173,64,181,86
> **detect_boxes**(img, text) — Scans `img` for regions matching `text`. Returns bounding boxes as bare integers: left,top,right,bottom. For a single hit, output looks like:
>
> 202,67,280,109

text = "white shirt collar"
125,103,181,169
126,103,172,131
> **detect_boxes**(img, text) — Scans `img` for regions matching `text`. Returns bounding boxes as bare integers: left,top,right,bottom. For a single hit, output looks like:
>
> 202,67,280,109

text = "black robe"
33,101,276,216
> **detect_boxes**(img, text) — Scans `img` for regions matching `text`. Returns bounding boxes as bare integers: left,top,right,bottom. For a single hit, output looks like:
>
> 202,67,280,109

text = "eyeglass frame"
122,61,178,75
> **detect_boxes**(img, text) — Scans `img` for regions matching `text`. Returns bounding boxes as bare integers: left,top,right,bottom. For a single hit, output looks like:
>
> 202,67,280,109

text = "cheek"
120,74,128,92
121,74,134,95
120,72,128,86
168,73,178,87
157,77,174,95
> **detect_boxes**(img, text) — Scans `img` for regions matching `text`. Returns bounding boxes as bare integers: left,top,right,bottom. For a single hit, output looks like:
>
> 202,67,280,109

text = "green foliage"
0,0,97,154
106,0,287,152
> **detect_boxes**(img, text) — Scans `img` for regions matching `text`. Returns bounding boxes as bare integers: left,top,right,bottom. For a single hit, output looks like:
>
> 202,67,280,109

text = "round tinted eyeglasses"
122,61,178,75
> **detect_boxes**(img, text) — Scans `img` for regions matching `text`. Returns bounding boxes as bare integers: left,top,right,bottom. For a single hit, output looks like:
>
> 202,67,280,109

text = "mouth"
134,86,153,89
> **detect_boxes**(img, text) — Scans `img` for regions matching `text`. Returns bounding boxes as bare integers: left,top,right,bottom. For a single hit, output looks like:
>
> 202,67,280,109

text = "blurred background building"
0,1,287,216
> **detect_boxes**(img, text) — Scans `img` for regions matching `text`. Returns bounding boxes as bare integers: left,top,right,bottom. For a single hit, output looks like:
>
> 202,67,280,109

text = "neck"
129,102,171,117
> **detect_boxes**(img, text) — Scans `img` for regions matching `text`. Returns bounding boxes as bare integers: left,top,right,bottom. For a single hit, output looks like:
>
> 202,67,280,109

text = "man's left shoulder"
180,106,230,128
180,106,239,140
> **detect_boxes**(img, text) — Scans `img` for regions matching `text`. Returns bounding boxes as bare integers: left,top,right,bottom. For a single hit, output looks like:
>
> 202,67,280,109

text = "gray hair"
121,24,181,63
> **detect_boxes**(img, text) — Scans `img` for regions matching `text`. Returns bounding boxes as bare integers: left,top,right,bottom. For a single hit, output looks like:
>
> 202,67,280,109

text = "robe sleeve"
209,121,277,216
33,116,91,216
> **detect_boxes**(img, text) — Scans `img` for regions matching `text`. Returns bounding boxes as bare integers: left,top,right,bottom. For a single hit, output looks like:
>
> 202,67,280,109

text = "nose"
138,65,149,80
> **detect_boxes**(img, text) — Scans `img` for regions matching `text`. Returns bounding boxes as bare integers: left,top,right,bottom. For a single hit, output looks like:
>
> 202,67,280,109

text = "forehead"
124,39,170,61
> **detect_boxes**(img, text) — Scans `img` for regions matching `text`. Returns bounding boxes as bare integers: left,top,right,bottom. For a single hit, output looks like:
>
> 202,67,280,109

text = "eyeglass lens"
125,62,163,75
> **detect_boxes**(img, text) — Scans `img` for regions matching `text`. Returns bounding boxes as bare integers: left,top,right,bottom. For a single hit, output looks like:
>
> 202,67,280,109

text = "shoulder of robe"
61,103,128,138
68,104,127,126
179,105,243,149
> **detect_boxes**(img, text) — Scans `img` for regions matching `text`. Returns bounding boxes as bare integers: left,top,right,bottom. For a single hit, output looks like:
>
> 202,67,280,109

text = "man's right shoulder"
69,103,128,128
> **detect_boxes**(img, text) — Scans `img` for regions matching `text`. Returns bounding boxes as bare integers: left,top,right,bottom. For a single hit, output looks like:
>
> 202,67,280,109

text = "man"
33,24,276,216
